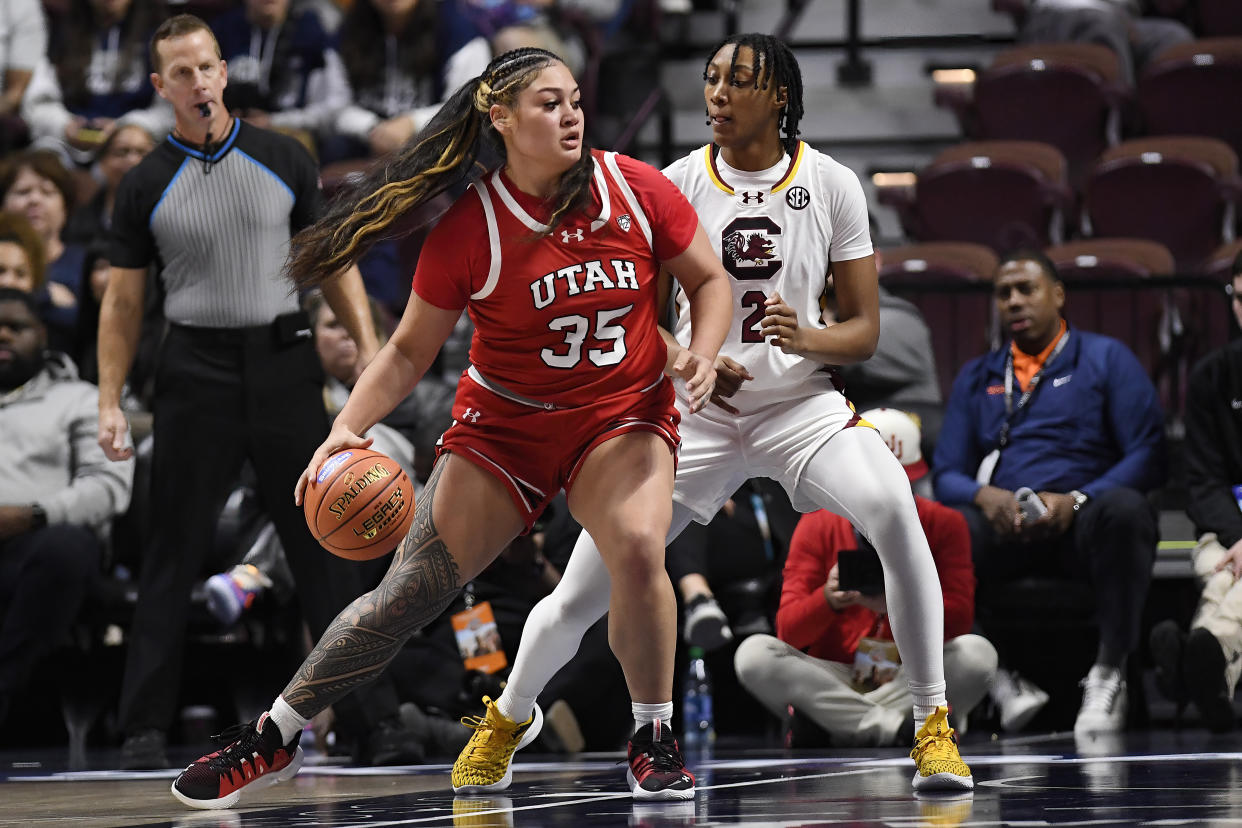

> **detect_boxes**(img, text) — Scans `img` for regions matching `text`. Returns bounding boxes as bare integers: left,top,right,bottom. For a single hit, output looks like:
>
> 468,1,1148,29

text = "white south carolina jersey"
664,142,873,416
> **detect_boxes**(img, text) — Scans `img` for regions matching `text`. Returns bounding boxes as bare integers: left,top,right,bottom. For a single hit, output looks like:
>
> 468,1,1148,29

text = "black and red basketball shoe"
625,721,695,800
171,712,304,809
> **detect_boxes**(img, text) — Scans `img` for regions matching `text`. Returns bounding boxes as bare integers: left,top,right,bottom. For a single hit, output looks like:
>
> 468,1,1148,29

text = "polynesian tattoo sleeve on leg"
282,459,460,715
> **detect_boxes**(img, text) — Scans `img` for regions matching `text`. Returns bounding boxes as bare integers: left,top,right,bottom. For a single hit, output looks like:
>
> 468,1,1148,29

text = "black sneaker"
364,716,426,766
1184,628,1237,733
1149,619,1187,705
684,595,733,652
171,713,303,809
121,728,169,770
626,722,695,800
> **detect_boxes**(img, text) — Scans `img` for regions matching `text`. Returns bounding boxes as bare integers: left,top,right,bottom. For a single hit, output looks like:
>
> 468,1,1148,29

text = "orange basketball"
303,448,416,561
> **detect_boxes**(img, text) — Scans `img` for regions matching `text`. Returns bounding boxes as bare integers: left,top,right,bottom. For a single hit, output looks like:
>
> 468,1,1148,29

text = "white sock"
633,701,673,734
495,688,538,724
268,696,308,744
909,680,948,729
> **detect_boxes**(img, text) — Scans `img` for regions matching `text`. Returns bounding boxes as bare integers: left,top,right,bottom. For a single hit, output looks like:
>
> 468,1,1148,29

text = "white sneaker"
684,594,733,651
1074,665,1127,736
988,668,1049,733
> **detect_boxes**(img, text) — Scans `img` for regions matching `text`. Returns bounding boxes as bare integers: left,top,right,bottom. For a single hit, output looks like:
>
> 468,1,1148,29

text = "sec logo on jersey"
785,186,810,210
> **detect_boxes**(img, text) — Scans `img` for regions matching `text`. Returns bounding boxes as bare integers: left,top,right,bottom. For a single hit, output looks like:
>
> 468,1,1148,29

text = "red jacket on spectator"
776,495,975,663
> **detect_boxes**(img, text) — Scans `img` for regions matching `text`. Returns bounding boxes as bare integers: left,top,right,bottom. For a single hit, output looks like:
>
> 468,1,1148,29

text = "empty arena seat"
1083,136,1240,271
880,242,999,399
942,43,1124,183
1205,239,1242,281
1138,38,1242,157
879,141,1073,252
1046,239,1175,397
1198,0,1242,37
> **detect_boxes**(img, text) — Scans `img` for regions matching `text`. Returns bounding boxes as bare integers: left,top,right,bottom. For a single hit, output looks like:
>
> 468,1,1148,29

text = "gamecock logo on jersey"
721,216,783,280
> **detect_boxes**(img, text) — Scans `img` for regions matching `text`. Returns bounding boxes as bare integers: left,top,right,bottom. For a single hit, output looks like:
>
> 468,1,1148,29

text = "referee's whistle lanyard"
996,330,1070,450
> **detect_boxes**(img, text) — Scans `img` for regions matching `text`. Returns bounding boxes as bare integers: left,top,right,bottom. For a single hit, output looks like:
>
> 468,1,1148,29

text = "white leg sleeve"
793,427,947,699
499,503,698,720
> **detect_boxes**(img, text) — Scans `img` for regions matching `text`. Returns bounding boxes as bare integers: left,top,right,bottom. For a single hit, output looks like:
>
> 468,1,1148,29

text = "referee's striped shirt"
108,118,323,328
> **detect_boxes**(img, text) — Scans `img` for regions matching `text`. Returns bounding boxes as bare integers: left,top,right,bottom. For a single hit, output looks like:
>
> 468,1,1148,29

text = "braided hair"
703,33,804,154
289,47,594,290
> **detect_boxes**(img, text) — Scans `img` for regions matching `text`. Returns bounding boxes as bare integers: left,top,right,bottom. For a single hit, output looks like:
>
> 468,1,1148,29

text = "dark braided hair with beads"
289,47,594,290
703,33,804,155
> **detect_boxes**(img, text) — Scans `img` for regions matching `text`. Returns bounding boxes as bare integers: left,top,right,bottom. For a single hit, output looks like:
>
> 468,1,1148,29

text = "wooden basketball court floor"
4,730,1242,827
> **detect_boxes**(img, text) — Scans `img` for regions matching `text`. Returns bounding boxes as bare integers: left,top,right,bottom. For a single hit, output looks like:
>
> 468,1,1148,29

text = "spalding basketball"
304,448,416,561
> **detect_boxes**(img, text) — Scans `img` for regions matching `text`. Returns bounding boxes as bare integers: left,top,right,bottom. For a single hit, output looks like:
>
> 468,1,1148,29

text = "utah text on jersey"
529,259,640,309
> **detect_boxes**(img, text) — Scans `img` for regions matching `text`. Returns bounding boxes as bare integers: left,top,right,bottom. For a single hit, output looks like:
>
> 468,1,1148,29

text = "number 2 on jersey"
740,290,767,343
541,304,633,369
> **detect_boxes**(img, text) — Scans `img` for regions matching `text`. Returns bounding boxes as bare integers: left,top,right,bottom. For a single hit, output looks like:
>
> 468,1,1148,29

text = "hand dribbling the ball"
294,422,373,506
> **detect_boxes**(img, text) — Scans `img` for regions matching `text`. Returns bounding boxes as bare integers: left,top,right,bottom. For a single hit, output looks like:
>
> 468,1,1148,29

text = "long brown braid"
288,48,596,291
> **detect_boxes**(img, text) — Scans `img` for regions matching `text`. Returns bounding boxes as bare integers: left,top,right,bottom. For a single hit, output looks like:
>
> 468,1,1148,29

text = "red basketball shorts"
438,373,681,531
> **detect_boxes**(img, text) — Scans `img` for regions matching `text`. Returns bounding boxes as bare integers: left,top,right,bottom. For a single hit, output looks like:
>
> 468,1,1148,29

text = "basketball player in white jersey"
453,33,973,795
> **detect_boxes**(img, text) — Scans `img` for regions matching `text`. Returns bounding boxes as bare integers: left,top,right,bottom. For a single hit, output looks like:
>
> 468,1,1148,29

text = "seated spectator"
666,478,799,652
1016,0,1192,87
1,149,88,348
0,211,45,297
0,0,47,121
932,249,1165,736
304,289,454,462
734,408,997,747
22,0,171,164
71,241,161,425
833,252,943,450
65,123,155,246
0,287,134,728
330,0,490,160
462,0,627,78
211,0,350,149
1149,249,1242,733
306,289,416,474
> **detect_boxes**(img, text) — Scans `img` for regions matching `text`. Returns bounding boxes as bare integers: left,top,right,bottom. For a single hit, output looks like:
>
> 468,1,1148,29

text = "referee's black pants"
117,319,401,741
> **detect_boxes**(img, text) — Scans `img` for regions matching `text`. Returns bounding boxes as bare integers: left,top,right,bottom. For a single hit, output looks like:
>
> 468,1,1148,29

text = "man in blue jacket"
933,249,1165,737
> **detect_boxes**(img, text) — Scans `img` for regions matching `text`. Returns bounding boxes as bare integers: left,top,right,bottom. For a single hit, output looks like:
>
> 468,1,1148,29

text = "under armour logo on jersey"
463,408,482,422
785,186,811,210
737,191,766,206
616,214,632,232
561,228,584,243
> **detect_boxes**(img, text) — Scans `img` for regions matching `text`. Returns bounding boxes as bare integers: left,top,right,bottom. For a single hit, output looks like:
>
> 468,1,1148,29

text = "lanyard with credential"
997,331,1070,449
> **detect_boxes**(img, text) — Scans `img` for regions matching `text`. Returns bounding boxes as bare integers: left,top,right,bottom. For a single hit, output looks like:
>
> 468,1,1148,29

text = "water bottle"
682,646,715,747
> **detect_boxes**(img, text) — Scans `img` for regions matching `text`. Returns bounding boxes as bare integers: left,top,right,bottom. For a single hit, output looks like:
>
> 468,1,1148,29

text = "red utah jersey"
414,150,698,407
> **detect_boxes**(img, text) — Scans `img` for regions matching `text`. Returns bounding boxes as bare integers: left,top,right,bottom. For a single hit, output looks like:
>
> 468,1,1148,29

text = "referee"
97,15,417,769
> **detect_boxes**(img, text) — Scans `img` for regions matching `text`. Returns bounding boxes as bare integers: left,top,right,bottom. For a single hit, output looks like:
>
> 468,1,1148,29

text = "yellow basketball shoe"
451,696,543,794
910,706,973,791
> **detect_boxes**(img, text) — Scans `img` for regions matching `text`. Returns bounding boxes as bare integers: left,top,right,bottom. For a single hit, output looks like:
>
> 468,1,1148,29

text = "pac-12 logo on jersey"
721,216,783,280
616,214,632,232
561,228,584,243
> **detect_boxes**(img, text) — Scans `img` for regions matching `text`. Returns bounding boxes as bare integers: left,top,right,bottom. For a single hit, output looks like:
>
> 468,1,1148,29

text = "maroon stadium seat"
1046,239,1174,403
945,43,1125,184
1196,2,1242,40
879,141,1073,253
1083,136,1240,271
880,242,999,399
1138,38,1242,158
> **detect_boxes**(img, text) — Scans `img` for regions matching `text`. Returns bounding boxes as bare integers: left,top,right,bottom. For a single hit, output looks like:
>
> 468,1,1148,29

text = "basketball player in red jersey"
170,47,732,810
461,33,973,797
